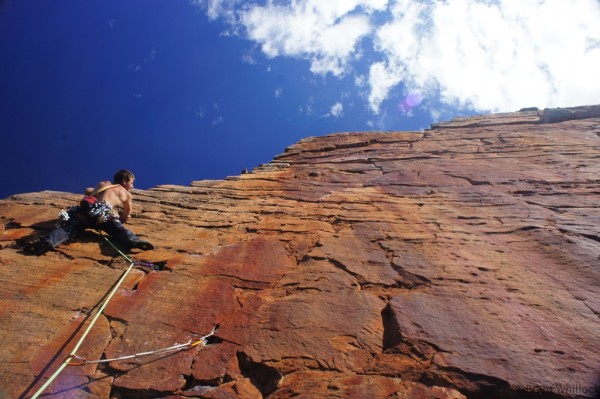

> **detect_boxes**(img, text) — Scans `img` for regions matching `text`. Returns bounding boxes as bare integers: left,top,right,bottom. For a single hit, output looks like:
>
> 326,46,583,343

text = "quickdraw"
135,260,165,271
67,326,217,366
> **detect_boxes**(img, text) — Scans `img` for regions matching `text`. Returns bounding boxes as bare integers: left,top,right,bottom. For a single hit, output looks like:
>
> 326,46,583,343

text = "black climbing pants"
43,207,142,250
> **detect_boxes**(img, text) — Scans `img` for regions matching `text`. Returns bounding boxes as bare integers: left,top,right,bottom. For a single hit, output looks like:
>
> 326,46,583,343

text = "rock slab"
1,106,600,398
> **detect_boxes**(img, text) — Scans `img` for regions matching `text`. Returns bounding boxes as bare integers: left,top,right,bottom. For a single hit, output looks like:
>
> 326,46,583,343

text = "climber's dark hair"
113,169,135,184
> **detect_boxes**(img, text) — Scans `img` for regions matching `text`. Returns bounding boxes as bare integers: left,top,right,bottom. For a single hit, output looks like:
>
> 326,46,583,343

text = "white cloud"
241,51,257,65
191,0,241,22
197,0,389,76
144,47,157,63
275,88,283,98
370,0,600,113
212,116,223,126
299,97,315,116
195,0,600,114
194,106,206,118
330,102,344,118
368,61,404,114
239,1,387,76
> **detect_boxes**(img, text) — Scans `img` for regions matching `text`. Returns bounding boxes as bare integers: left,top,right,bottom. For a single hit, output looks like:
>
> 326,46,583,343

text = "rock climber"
23,169,154,255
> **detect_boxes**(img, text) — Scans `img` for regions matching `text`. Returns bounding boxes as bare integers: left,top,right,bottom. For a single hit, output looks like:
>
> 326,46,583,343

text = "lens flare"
406,92,422,107
398,92,422,113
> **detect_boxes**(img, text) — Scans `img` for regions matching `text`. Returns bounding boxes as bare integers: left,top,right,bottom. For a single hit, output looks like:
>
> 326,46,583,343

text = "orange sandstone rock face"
1,106,600,399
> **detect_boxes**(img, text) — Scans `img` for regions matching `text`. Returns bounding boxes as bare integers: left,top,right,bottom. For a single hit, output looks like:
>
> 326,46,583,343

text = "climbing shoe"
132,241,154,251
23,239,52,256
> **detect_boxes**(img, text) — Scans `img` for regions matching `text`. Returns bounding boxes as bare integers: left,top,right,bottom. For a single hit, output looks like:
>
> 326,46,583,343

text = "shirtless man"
89,176,134,223
24,169,154,255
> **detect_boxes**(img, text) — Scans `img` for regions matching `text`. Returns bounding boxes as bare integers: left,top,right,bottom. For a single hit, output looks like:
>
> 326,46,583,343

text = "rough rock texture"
2,105,600,399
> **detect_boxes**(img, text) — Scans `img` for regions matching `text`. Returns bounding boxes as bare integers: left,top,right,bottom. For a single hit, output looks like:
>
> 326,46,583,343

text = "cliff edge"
1,106,600,399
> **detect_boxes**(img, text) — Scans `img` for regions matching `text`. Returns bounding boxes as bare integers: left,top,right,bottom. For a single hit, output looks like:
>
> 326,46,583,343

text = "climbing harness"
57,199,119,227
28,233,213,399
87,200,120,224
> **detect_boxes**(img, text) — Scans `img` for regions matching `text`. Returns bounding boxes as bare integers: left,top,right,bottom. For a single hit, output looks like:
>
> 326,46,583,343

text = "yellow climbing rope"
29,233,215,399
30,236,135,399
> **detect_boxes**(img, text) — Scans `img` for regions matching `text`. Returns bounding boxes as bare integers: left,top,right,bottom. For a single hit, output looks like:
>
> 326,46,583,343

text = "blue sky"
1,0,599,199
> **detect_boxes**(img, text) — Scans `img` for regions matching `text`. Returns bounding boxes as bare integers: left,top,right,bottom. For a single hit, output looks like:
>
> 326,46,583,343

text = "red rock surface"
1,106,600,399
